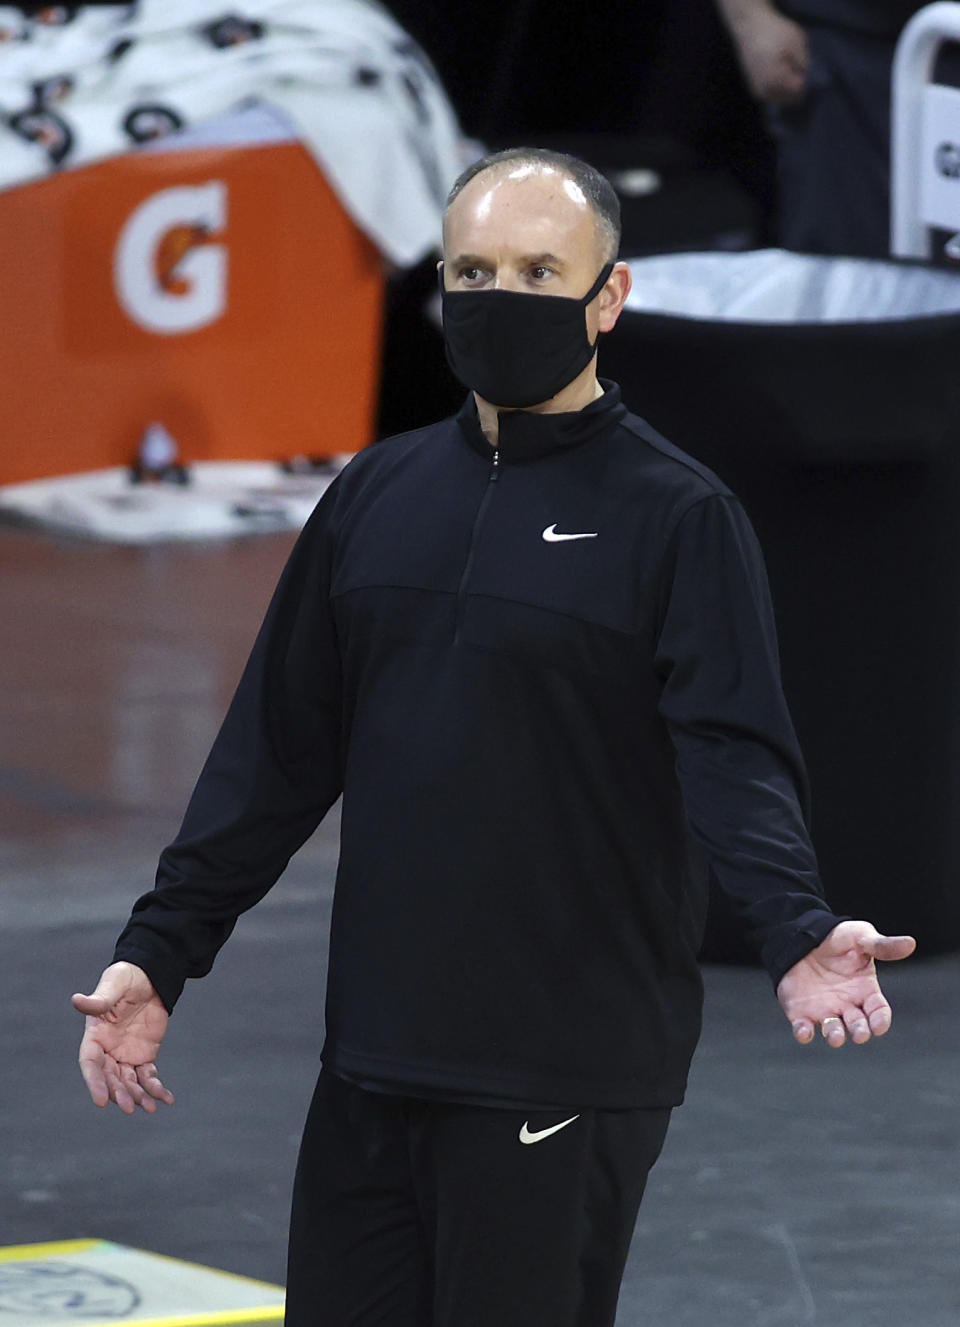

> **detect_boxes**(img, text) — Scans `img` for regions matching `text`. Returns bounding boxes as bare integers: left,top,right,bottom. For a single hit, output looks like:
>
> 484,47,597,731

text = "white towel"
0,0,466,266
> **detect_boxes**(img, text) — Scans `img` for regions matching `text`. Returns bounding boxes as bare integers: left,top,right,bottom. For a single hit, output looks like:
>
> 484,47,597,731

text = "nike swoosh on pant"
519,1115,581,1144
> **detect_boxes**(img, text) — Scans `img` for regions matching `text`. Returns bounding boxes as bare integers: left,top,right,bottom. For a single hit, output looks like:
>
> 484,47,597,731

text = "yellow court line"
0,1239,102,1262
76,1310,284,1327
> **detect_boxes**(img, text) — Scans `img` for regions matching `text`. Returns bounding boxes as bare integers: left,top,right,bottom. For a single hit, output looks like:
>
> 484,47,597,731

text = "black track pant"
767,24,893,259
285,1070,671,1327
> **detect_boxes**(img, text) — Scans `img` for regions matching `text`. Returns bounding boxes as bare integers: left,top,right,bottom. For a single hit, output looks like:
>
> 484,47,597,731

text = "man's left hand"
777,921,916,1047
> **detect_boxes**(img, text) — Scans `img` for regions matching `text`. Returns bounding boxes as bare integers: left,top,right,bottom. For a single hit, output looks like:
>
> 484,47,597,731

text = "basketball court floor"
2,521,957,1326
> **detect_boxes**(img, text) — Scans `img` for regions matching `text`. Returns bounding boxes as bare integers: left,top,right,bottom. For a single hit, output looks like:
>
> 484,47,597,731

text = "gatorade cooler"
0,110,384,485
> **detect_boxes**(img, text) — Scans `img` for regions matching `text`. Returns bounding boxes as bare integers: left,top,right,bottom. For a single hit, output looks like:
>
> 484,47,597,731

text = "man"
715,0,933,258
74,147,915,1327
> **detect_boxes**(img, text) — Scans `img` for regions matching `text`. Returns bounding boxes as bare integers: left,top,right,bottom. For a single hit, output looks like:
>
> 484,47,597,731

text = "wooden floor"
1,524,298,924
2,520,958,1326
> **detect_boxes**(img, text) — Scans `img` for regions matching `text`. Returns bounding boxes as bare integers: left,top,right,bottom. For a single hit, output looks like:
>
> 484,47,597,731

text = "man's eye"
459,267,483,282
529,266,553,280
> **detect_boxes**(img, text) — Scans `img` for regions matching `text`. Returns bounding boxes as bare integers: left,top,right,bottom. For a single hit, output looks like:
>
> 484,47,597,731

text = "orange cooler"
0,135,384,485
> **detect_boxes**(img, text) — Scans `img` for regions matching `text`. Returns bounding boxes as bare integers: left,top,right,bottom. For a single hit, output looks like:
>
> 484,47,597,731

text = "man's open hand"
72,962,174,1114
777,921,916,1048
728,5,810,104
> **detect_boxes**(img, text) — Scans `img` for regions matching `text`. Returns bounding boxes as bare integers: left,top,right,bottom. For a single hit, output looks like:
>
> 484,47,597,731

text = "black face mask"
440,262,615,409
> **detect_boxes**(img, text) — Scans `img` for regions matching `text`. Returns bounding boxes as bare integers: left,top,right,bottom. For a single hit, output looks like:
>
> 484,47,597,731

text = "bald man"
74,148,915,1327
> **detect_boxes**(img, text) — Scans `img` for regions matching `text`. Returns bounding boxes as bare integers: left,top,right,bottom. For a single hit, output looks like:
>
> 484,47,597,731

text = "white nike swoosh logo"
519,1115,581,1145
542,524,598,543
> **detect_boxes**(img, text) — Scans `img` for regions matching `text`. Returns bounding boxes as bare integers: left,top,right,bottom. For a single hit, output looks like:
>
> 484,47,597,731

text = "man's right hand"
72,962,175,1114
725,2,810,104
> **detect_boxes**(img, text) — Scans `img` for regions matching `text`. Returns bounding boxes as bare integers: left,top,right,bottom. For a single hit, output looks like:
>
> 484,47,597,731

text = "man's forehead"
452,162,589,215
491,161,589,208
444,163,598,256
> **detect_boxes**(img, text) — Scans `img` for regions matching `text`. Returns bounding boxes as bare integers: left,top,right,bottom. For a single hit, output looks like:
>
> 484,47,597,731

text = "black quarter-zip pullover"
113,382,839,1109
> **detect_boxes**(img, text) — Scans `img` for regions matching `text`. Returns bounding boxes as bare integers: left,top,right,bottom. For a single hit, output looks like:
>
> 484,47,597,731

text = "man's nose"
491,270,522,292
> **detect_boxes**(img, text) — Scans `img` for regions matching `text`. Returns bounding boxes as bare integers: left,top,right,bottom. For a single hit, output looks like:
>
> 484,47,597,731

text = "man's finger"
121,1063,157,1113
865,934,916,962
72,992,116,1016
72,963,154,1018
820,1016,846,1047
866,1002,893,1036
120,1063,153,1113
99,1052,133,1115
105,1065,136,1115
791,1019,815,1044
72,970,130,1017
843,1009,872,1044
775,61,808,103
78,1045,109,1108
137,1063,175,1106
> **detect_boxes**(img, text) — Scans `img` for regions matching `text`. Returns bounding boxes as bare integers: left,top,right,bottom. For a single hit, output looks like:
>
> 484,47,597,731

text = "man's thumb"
71,990,114,1016
71,997,111,1013
71,963,138,1016
870,934,917,962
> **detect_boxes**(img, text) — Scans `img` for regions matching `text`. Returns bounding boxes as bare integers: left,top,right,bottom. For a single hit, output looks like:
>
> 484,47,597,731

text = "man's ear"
598,261,632,334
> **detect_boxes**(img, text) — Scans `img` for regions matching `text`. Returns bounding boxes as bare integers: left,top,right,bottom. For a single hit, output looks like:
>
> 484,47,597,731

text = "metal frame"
891,1,960,258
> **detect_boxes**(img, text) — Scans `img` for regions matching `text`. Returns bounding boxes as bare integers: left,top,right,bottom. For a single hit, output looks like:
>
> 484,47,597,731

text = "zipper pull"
491,449,500,481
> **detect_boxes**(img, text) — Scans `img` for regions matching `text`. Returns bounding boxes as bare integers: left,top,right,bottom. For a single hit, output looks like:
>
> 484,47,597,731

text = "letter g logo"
935,141,960,180
114,182,228,334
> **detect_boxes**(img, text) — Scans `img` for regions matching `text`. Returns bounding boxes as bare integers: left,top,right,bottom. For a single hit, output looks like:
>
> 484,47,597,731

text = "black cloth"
770,8,960,260
768,22,895,258
781,0,925,37
335,1067,566,1112
285,1069,671,1327
113,381,839,1110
